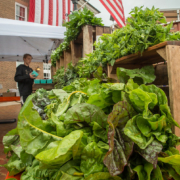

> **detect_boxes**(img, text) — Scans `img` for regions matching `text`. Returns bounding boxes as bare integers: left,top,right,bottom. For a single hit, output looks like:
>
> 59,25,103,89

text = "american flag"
28,0,73,26
99,0,125,28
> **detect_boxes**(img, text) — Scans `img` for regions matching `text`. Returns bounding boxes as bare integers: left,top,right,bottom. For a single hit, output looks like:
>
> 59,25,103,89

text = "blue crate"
34,79,41,84
40,79,47,84
47,79,53,84
31,70,39,78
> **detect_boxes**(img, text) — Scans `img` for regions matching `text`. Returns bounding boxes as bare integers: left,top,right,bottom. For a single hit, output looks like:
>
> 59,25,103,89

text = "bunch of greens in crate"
76,6,180,78
51,7,104,67
53,62,79,89
2,65,180,180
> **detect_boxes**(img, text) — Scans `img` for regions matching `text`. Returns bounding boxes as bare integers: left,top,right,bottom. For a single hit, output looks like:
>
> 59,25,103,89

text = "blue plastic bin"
34,79,41,84
47,79,53,84
40,79,47,84
31,70,39,77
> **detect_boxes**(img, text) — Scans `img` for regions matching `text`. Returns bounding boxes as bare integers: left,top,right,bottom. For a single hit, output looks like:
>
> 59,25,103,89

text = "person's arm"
14,66,30,82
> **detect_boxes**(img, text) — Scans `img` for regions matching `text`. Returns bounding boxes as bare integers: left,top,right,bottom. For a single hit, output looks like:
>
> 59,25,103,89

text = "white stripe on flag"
59,0,63,26
53,0,57,25
103,0,125,26
66,0,68,22
116,0,123,9
43,0,49,24
71,1,73,12
109,0,123,18
34,0,41,23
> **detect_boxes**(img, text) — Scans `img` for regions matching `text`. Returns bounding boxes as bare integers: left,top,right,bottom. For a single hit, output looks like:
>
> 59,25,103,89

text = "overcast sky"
88,0,180,26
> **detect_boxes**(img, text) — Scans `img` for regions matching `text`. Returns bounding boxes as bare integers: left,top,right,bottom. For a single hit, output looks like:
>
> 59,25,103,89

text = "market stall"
2,6,180,180
0,17,66,92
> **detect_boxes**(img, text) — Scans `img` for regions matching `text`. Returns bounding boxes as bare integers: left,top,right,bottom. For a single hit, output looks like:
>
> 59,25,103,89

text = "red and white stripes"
29,0,73,26
100,0,126,28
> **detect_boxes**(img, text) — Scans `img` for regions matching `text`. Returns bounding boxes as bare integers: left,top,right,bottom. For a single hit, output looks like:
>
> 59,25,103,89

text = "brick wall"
0,61,43,94
0,0,15,20
0,0,29,20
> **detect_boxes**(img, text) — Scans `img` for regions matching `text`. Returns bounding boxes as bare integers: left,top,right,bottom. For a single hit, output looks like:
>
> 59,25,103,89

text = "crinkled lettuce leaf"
104,100,137,176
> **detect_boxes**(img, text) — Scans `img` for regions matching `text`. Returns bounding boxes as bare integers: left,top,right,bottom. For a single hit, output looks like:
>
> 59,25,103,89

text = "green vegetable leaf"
36,130,83,168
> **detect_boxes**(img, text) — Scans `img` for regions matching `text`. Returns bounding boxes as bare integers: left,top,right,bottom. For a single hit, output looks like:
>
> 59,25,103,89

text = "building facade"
159,9,180,32
0,0,100,94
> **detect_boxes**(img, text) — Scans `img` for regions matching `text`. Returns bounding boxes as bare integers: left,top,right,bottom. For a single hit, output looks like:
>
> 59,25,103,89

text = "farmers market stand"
51,25,112,75
108,41,180,151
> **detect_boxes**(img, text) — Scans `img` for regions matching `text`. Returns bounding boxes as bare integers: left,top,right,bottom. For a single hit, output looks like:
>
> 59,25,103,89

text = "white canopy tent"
0,18,66,62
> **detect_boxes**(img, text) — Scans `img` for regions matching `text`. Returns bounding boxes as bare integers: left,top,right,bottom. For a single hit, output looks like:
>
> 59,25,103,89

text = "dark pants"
21,95,29,107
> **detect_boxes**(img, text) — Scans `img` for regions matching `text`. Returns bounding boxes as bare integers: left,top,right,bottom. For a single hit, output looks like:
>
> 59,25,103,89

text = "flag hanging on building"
99,0,125,28
29,0,73,26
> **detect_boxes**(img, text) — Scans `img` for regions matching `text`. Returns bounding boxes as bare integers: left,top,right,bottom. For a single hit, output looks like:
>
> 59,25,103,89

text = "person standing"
14,54,36,105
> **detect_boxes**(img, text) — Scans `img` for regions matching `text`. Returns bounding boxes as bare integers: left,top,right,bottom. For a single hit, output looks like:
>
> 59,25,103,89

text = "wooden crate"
107,41,180,151
54,25,111,74
2,92,16,97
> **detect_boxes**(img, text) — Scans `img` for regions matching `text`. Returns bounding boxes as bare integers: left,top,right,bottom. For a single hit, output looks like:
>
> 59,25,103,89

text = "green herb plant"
76,6,180,78
51,7,104,66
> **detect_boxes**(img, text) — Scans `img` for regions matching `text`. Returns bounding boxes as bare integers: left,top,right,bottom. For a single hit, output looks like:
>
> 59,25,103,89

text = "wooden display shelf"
109,41,180,74
108,41,180,151
32,84,54,92
52,25,112,76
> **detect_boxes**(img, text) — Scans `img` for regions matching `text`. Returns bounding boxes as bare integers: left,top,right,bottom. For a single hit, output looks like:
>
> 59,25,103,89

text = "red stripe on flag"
62,0,66,21
48,0,53,25
56,0,59,26
28,0,35,22
99,0,123,28
41,0,44,24
107,0,124,24
68,0,71,21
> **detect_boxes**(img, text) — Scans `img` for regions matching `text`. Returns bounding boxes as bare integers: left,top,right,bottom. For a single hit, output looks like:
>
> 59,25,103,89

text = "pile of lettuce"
2,66,180,180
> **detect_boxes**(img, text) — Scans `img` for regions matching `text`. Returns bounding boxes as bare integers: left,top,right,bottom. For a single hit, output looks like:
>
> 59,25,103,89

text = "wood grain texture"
71,41,83,65
56,60,60,71
33,84,54,91
83,25,93,57
166,45,180,151
156,48,167,61
60,57,64,68
64,50,72,69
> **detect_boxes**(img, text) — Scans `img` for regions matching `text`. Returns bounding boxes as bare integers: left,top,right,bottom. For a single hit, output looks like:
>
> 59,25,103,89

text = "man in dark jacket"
14,54,36,105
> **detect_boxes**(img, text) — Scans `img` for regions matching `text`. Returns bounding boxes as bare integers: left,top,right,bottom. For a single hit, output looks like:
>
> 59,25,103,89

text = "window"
16,61,24,67
43,63,51,79
15,3,27,21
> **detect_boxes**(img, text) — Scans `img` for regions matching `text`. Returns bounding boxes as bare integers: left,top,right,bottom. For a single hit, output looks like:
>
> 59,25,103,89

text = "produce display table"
51,25,112,76
32,84,54,93
108,40,180,151
0,97,20,102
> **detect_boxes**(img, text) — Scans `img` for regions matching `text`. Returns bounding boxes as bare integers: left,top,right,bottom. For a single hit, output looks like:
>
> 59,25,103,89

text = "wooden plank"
96,26,104,36
56,60,60,71
153,64,168,85
60,56,64,67
71,41,82,65
166,45,180,151
115,41,180,65
107,65,118,81
104,27,111,34
83,25,93,57
51,66,56,77
64,50,72,69
156,48,167,61
33,84,54,91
